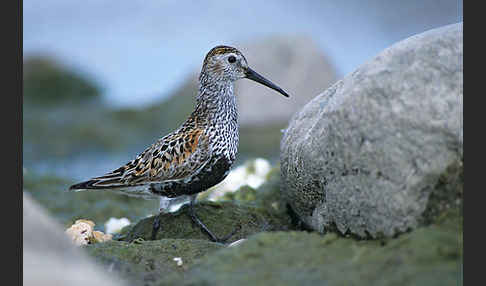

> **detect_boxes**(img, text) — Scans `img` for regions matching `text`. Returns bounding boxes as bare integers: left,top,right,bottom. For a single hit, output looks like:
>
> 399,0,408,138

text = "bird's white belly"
159,195,191,213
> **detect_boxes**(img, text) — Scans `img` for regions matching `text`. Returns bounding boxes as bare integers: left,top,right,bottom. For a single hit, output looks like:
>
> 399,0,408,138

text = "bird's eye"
228,55,236,63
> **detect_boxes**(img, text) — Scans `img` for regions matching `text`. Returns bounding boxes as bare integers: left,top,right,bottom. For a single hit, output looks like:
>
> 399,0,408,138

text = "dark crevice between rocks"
285,203,308,231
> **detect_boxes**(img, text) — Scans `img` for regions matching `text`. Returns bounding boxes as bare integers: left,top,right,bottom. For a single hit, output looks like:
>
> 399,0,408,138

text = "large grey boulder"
23,193,124,286
280,23,463,238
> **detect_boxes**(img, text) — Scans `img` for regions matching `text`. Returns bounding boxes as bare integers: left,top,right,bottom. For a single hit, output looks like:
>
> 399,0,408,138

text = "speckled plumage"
69,45,289,241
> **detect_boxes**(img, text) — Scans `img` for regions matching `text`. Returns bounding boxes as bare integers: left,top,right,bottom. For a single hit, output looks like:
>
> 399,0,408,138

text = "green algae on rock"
121,200,292,243
158,208,462,286
83,239,223,286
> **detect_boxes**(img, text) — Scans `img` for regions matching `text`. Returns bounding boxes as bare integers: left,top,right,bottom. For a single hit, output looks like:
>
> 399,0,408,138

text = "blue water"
23,0,462,108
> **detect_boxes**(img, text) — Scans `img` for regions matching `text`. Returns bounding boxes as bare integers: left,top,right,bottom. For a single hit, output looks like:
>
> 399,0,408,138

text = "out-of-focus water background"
23,0,462,225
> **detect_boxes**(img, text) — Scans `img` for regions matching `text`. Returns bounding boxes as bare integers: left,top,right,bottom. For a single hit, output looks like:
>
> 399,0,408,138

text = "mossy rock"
121,201,291,243
158,208,462,286
83,239,223,286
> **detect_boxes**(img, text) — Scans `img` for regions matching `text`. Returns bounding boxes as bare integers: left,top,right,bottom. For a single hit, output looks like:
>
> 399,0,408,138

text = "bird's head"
200,45,289,97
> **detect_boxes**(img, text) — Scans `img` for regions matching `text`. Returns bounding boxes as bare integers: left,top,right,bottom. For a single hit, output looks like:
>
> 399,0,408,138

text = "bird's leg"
187,195,240,243
151,213,161,240
149,183,165,240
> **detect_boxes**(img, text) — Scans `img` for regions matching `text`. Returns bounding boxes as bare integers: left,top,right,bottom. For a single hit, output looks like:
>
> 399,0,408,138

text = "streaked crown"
204,46,241,62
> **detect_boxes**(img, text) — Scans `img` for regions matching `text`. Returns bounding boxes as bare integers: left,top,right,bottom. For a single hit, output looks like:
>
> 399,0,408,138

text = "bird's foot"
129,237,145,244
213,224,241,244
187,205,241,243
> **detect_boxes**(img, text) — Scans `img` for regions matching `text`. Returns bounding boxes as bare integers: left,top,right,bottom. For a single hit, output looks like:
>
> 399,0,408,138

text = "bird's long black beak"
245,67,290,97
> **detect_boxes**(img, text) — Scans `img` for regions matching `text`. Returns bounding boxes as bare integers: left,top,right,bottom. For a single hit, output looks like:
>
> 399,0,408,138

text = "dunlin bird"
69,45,290,242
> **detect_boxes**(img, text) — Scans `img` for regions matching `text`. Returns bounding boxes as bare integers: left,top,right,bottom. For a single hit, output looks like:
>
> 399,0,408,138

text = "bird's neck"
194,74,238,125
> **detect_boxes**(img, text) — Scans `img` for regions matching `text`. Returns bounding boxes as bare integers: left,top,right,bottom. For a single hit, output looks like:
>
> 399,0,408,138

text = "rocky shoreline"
23,23,463,286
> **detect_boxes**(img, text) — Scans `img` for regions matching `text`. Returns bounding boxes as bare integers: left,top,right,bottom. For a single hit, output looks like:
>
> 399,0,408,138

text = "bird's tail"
69,179,112,191
68,178,156,199
68,172,129,191
68,160,137,192
67,166,156,199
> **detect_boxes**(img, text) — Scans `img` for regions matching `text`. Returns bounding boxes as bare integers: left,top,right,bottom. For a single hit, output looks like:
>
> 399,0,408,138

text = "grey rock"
23,193,124,286
280,23,463,238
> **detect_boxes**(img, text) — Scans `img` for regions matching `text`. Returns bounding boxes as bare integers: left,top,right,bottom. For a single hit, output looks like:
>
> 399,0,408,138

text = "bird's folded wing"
69,128,210,190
